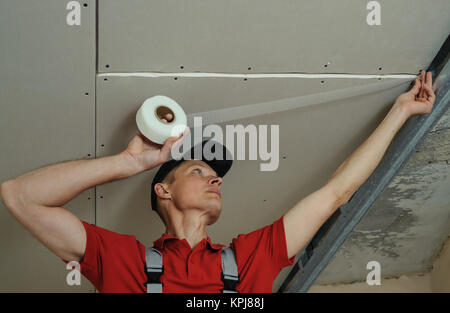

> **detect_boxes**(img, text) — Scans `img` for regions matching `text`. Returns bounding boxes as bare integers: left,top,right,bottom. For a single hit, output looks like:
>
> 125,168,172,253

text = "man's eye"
192,168,202,174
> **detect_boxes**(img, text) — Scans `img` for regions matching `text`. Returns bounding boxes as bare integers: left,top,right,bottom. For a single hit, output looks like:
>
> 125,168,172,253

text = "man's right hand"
121,120,188,173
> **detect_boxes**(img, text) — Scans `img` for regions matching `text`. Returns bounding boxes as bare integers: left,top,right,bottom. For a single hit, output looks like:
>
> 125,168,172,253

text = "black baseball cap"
150,140,233,211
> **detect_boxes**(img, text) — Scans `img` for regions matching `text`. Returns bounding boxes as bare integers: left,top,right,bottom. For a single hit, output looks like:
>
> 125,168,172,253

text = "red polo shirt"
63,215,295,293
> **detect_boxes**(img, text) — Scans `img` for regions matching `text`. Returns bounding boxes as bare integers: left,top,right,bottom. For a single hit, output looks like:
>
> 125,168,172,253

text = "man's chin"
205,207,221,225
206,215,220,225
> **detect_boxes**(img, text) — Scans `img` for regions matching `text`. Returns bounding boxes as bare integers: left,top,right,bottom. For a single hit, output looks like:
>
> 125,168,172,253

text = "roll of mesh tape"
136,95,187,144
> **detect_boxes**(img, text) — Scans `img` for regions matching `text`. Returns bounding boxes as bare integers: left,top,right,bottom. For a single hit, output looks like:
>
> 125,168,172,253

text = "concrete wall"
430,234,450,292
309,235,450,292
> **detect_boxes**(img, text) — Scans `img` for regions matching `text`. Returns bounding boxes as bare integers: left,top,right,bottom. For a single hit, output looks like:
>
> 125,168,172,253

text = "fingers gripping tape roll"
136,95,187,144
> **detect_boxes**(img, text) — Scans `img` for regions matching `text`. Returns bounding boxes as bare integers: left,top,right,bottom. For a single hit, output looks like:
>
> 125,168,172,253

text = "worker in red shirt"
0,71,435,293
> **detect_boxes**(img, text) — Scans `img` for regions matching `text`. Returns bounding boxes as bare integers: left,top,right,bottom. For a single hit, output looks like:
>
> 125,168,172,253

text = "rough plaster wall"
309,274,432,292
430,234,450,292
313,107,450,285
309,235,450,292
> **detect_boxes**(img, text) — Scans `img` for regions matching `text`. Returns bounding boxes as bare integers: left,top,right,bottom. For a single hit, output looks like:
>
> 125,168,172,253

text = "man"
0,71,435,293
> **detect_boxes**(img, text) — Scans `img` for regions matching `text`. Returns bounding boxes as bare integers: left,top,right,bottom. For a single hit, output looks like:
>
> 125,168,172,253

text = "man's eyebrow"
186,163,217,176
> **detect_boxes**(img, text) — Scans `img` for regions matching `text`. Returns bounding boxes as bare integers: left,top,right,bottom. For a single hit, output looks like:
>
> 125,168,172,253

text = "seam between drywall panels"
94,0,98,227
94,0,98,294
95,0,98,72
97,72,417,79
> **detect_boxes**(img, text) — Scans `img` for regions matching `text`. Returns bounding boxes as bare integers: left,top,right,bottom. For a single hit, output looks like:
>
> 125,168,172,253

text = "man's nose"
209,176,222,186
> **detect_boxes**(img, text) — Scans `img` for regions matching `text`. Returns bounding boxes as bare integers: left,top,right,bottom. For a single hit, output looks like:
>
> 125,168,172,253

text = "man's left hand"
394,70,436,118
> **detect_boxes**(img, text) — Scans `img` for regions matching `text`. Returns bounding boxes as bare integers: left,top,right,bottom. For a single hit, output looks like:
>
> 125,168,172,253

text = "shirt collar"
153,233,226,251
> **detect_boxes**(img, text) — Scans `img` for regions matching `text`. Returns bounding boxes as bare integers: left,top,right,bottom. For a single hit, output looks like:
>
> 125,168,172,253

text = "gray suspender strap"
145,246,239,293
145,247,163,293
221,247,239,293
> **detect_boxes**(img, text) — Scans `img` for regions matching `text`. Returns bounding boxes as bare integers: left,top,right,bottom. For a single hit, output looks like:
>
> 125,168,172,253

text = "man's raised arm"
283,70,436,260
0,125,182,263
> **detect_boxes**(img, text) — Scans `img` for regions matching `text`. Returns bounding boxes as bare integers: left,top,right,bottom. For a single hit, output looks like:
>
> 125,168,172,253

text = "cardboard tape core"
155,105,175,124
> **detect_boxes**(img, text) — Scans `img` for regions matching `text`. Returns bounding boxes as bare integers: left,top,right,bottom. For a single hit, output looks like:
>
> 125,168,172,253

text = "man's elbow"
1,179,21,212
325,183,354,208
336,189,356,207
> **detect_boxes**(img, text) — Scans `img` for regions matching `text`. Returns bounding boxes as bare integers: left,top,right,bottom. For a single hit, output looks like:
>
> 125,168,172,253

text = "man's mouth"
207,189,221,197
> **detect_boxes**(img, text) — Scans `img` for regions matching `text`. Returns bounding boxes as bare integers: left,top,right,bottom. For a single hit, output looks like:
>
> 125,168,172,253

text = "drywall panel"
95,75,411,291
0,1,96,292
98,0,450,74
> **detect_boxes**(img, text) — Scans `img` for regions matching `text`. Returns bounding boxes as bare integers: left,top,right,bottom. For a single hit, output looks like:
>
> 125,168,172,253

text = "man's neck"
164,209,209,250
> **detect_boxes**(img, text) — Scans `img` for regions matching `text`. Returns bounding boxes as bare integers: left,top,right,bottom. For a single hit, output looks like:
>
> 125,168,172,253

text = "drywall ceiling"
95,75,410,246
98,0,449,74
0,0,448,292
0,0,96,292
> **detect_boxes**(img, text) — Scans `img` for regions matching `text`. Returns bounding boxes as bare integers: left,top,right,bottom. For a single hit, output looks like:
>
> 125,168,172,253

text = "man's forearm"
4,152,140,208
326,103,410,203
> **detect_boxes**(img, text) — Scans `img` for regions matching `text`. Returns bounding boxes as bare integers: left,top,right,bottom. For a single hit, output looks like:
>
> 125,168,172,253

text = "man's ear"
154,183,171,200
